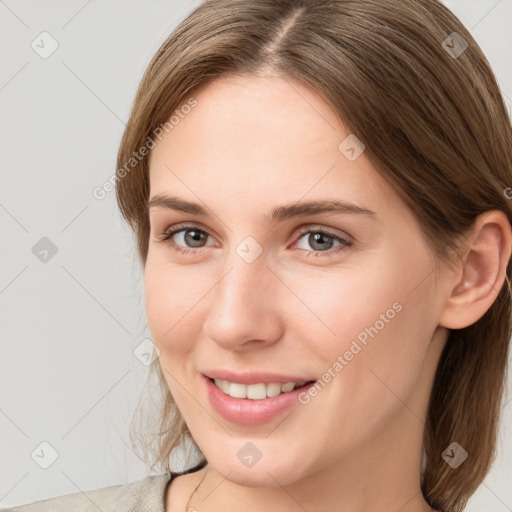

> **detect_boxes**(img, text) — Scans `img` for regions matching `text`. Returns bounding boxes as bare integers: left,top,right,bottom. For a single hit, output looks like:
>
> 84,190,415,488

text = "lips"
203,374,317,425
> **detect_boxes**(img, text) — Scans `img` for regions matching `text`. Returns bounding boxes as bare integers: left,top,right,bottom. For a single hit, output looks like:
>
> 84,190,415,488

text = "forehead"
148,74,402,220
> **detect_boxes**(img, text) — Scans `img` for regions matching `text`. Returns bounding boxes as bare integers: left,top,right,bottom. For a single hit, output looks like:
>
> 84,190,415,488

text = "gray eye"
296,231,340,252
175,228,210,248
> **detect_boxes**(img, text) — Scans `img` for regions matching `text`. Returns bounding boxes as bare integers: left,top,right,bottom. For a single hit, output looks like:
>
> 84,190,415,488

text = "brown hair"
116,1,512,510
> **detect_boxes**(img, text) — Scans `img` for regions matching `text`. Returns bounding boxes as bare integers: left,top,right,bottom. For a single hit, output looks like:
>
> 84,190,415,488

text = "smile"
212,378,309,400
204,375,318,425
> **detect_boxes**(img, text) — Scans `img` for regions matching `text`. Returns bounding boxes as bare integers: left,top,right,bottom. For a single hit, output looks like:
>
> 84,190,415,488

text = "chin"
219,464,300,488
202,442,310,488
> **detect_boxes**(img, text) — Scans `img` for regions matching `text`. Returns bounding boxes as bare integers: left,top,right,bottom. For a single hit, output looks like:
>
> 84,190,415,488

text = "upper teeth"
213,379,307,400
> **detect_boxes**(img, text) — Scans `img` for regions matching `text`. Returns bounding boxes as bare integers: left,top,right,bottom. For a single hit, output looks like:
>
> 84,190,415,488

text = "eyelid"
157,221,219,245
295,224,353,243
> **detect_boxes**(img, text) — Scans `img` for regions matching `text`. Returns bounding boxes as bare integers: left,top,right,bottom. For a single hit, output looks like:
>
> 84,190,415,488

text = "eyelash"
156,223,352,258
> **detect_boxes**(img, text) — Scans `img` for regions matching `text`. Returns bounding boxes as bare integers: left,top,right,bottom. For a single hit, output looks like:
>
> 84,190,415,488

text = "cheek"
301,248,434,395
144,264,203,404
287,259,403,356
144,261,203,356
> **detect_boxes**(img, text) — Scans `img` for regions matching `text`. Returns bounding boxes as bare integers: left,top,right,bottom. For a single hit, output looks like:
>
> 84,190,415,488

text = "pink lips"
202,374,316,426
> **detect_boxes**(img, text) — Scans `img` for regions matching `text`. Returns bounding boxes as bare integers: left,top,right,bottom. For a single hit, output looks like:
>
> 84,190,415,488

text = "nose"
201,246,284,352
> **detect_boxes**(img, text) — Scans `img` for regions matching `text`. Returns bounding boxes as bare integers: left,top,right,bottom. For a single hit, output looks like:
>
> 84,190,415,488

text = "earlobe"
439,210,512,330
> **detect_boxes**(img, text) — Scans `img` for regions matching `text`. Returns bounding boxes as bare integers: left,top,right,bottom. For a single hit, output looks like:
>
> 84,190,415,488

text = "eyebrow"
147,194,377,223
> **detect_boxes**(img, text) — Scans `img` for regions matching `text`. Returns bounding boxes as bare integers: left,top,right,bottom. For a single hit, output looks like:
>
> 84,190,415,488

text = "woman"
7,0,511,511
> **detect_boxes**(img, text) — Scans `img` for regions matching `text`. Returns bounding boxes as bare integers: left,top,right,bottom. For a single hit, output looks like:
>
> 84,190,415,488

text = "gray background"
1,0,511,509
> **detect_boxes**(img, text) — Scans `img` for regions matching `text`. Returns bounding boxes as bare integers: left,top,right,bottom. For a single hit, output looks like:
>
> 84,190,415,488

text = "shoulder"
3,473,171,512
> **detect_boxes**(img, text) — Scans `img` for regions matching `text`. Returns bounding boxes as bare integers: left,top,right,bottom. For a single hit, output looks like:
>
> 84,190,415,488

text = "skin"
143,73,512,512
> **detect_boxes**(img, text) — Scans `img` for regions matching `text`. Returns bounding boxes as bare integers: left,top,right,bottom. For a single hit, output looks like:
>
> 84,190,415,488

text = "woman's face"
145,74,451,488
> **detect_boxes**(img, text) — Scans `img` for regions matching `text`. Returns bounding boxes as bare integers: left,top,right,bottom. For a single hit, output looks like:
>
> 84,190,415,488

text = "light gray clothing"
2,473,171,512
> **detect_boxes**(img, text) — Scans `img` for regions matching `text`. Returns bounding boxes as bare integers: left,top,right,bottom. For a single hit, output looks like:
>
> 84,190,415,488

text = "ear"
439,210,512,330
